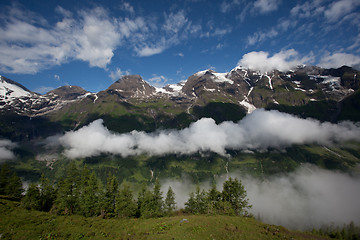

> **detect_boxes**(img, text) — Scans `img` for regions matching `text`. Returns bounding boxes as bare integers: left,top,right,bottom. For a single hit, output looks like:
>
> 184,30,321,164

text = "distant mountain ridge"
0,64,359,140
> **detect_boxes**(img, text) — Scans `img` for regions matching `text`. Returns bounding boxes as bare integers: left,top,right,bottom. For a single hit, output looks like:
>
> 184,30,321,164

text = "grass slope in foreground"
0,198,326,240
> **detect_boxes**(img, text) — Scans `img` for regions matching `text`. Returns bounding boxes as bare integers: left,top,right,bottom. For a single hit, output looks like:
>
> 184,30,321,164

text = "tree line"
0,163,251,219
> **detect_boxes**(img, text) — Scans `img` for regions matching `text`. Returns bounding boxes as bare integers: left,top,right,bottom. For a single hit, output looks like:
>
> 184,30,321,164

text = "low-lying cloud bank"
0,139,16,162
242,165,360,230
56,109,360,158
160,165,360,230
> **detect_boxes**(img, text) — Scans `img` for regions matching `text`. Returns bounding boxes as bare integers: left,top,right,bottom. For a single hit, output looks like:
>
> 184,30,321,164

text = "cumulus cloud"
0,5,121,73
0,5,205,73
319,52,360,70
0,139,16,162
238,49,313,73
56,109,360,158
74,8,121,68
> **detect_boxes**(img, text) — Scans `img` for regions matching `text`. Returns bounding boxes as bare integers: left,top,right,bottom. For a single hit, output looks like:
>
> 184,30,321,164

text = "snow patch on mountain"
240,98,256,114
211,72,234,84
0,77,31,98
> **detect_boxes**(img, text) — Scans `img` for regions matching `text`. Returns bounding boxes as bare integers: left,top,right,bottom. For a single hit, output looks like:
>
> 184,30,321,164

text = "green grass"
0,198,327,240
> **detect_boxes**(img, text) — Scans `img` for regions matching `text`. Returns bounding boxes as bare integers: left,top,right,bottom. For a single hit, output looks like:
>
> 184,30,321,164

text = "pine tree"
152,179,164,217
55,162,81,215
22,183,40,210
207,184,221,214
136,183,147,217
0,164,10,195
221,177,251,216
139,189,155,218
102,173,118,217
6,172,23,199
115,183,137,218
80,168,100,217
185,186,207,214
0,164,23,199
164,186,176,215
139,180,164,218
39,174,55,211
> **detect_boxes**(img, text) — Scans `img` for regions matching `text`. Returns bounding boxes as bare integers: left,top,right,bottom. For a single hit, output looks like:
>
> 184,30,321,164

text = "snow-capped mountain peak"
0,75,32,104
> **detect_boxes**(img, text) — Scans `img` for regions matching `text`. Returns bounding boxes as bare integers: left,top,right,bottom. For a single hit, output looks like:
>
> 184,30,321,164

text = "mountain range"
1,64,359,141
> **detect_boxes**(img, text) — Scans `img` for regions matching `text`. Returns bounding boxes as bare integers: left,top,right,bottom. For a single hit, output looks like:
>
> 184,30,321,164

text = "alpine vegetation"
56,109,360,158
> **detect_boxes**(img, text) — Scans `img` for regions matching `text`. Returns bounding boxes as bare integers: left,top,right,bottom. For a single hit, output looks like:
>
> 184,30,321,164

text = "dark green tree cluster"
21,162,176,219
136,179,176,218
21,174,56,211
4,163,251,220
185,178,251,216
0,164,23,199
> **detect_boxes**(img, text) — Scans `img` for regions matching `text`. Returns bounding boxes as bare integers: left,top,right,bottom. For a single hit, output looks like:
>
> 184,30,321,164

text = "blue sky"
1,0,360,93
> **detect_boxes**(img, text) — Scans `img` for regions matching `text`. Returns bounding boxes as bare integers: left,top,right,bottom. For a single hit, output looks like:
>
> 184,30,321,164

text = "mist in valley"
161,165,360,230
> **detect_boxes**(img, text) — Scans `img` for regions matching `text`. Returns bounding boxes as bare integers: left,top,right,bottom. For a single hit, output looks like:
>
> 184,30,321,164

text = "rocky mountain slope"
0,65,359,140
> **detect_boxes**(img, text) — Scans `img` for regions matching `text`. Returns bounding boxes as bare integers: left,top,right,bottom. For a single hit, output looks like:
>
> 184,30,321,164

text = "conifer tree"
152,179,164,217
207,184,221,214
139,189,155,218
39,174,55,212
164,186,176,215
55,162,80,215
7,172,23,199
80,169,100,217
0,164,10,195
139,179,164,218
115,183,137,218
22,183,40,210
102,173,118,217
221,177,251,216
185,185,207,214
136,183,147,217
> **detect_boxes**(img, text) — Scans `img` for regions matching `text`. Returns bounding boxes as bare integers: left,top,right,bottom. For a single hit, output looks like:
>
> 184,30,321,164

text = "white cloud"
0,5,121,73
74,8,121,68
163,11,188,34
147,74,169,87
290,0,325,18
254,0,281,13
220,0,241,13
318,52,360,69
243,165,360,229
0,139,16,162
246,28,278,46
0,5,219,73
35,86,55,94
238,49,313,73
121,2,134,14
55,109,360,158
136,46,166,57
109,68,130,81
324,0,360,22
164,165,360,229
54,74,60,81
